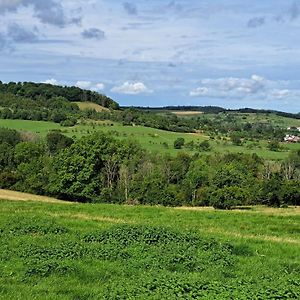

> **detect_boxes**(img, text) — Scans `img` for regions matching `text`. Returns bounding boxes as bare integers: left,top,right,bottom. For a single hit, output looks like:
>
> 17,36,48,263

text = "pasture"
0,118,298,159
0,195,299,299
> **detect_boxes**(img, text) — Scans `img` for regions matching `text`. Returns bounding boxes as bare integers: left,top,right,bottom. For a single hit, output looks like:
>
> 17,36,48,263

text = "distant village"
285,127,300,143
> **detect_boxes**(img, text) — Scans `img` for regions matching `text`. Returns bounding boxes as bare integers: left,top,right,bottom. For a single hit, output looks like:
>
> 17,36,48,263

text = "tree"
174,137,185,149
209,186,249,209
280,181,300,206
14,142,46,165
0,142,15,171
49,132,141,202
212,163,246,189
0,128,21,147
261,174,282,207
46,132,74,154
182,159,209,203
50,111,67,123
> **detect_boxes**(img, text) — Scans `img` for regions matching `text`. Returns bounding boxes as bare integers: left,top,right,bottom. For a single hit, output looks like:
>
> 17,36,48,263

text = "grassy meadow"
0,193,299,299
0,118,299,159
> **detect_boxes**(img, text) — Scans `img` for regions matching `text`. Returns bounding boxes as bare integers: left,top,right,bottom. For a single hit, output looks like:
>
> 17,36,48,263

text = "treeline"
229,108,300,120
1,128,299,208
0,93,79,125
85,108,196,133
0,81,119,109
130,106,225,114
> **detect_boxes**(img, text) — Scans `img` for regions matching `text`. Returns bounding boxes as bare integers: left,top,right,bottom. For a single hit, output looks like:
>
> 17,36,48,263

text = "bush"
268,140,280,152
0,171,18,189
0,127,21,146
199,140,211,151
60,118,77,127
174,138,185,149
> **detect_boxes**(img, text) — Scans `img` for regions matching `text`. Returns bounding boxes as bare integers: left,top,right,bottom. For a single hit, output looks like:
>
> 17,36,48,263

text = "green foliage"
261,174,282,207
0,124,298,208
49,132,141,202
199,140,211,151
174,137,185,149
268,140,281,152
210,186,250,209
50,111,67,123
231,133,243,146
0,142,15,170
46,131,74,154
60,118,77,127
280,181,300,205
14,142,46,165
0,81,118,109
0,127,21,146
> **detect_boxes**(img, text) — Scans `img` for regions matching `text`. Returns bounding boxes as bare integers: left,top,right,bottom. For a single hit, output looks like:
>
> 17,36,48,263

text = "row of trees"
1,128,299,208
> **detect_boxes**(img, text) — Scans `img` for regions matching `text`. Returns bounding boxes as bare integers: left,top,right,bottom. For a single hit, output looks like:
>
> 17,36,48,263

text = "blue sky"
0,0,300,112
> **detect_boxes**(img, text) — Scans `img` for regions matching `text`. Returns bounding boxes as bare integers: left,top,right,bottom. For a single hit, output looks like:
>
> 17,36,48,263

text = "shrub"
174,138,185,149
199,140,211,151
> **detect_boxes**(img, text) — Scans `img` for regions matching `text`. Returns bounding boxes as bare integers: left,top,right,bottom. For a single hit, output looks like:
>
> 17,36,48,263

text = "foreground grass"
0,198,299,299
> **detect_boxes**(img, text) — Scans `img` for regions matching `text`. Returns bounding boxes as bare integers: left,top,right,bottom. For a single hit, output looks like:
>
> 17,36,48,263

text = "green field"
0,197,299,299
0,118,299,159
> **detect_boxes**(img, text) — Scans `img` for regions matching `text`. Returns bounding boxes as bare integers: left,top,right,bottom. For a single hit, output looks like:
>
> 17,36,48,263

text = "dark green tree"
174,137,185,149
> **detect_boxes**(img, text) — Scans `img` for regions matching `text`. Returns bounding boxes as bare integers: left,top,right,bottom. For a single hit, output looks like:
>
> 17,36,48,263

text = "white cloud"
75,80,92,89
43,78,58,85
75,81,105,91
111,81,153,95
270,89,290,99
190,75,266,98
189,87,209,97
94,82,105,90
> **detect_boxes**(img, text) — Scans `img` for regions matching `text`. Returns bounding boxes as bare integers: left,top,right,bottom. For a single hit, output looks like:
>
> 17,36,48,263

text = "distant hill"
124,106,300,119
127,106,225,114
0,81,119,110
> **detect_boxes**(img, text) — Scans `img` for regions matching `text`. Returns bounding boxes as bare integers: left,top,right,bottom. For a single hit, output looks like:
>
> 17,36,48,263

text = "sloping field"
0,189,66,204
171,111,203,116
74,101,109,112
1,118,296,159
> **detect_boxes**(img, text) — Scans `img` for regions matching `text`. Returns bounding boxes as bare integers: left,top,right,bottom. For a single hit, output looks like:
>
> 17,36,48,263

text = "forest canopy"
0,81,119,109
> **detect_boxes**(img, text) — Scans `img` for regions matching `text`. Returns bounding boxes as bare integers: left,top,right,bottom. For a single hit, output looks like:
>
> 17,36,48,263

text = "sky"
0,0,300,112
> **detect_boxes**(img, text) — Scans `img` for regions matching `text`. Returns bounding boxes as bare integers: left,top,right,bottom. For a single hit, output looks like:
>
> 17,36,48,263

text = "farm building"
284,135,300,143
